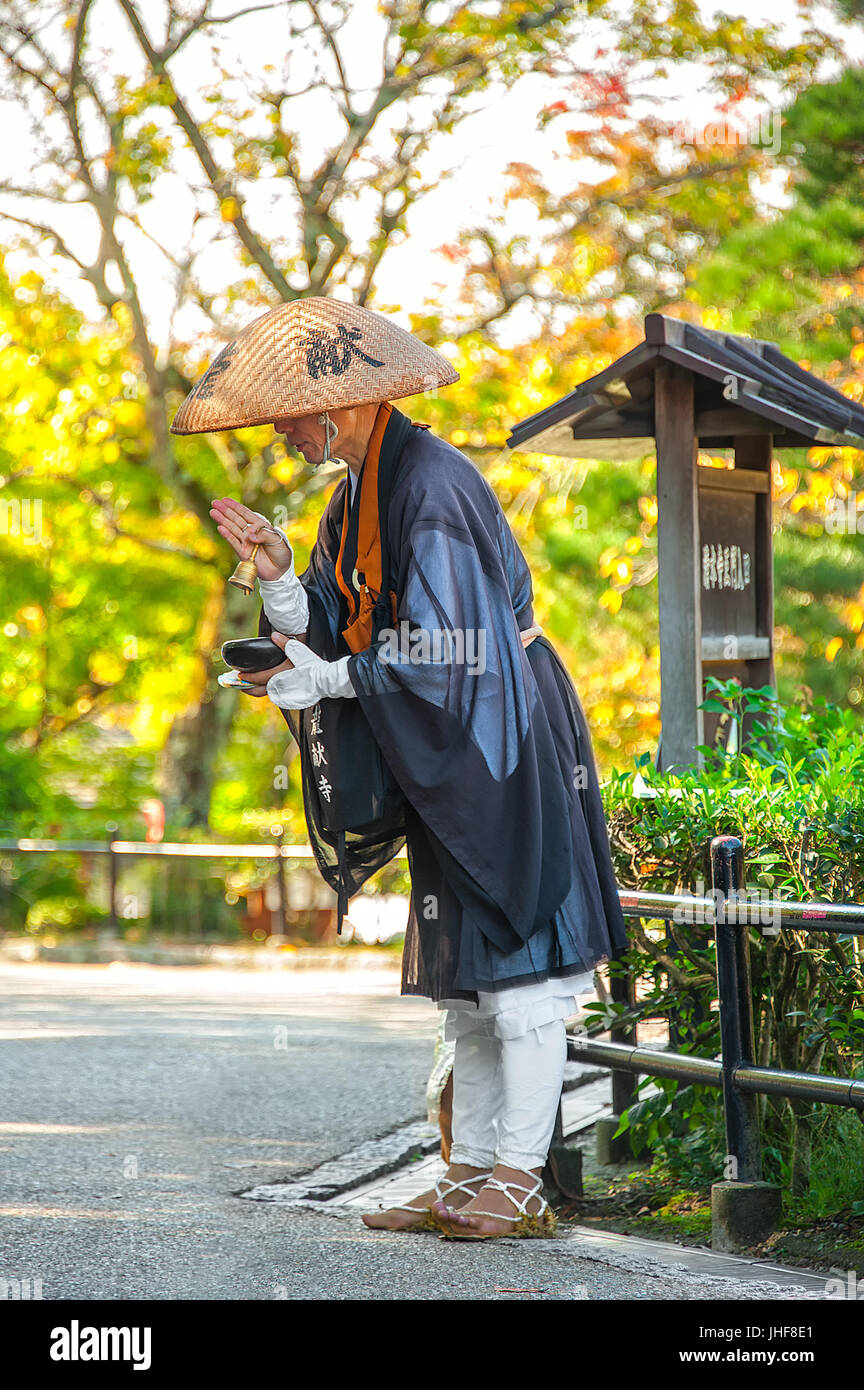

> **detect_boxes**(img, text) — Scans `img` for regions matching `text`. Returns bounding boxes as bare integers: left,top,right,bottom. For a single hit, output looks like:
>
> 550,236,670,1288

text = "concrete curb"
239,1122,831,1297
240,1121,440,1205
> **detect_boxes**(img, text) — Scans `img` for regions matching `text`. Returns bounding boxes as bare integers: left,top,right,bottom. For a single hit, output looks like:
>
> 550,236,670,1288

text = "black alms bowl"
221,637,285,671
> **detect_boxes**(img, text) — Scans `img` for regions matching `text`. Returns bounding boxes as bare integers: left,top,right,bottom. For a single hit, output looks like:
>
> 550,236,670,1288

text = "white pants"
448,1014,568,1172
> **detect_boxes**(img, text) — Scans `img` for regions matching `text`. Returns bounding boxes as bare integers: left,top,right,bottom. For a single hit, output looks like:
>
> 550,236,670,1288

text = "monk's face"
272,402,378,471
272,411,330,465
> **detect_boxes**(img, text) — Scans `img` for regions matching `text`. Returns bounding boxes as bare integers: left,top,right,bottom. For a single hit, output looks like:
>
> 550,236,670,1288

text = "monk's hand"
239,631,295,698
209,498,294,582
265,640,356,710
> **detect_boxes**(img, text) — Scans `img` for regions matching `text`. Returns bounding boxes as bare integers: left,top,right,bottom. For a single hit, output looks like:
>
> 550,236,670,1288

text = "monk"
172,298,627,1240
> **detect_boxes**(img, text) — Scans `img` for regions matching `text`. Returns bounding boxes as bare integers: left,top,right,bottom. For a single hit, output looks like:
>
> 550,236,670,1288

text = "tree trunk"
157,577,260,831
788,1098,813,1196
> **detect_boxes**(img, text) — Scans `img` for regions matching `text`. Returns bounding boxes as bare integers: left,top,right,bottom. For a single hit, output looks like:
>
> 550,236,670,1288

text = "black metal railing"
571,835,864,1185
4,832,864,1183
0,834,342,940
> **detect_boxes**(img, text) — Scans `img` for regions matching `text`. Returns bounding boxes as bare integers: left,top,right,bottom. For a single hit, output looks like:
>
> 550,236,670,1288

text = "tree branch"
51,476,219,565
306,0,352,113
117,0,294,300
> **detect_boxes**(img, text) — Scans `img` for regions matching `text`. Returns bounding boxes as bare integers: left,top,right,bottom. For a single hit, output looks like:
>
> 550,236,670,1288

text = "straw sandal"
362,1170,493,1233
437,1175,558,1241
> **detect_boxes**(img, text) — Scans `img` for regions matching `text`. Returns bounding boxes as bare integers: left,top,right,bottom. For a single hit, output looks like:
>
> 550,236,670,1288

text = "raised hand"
210,497,293,582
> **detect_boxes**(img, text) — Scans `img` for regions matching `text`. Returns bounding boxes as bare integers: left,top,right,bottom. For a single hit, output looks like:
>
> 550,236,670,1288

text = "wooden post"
735,434,775,689
655,364,703,772
733,435,775,751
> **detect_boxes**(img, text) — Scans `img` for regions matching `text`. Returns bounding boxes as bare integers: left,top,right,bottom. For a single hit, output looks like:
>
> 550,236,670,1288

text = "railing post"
595,946,637,1164
610,947,638,1117
544,1095,583,1200
710,832,781,1251
106,822,118,932
711,833,761,1181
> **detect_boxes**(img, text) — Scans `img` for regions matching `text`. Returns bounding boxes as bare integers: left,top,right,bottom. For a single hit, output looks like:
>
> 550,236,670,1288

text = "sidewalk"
0,935,400,971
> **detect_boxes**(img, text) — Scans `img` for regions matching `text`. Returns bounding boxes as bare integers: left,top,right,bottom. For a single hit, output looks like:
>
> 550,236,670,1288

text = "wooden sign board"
699,486,757,645
507,315,864,771
696,461,774,756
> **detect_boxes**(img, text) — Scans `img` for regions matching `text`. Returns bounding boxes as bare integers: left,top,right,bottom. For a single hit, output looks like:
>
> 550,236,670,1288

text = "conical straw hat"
170,296,459,434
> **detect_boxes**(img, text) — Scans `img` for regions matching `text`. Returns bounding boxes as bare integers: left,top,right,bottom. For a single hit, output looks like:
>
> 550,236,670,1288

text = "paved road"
0,962,825,1301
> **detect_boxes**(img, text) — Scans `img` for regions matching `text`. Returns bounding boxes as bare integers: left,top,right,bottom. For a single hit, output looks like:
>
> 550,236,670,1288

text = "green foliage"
605,682,864,1201
798,1105,864,1220
1,6,862,914
25,894,108,935
692,62,864,367
694,199,864,356
615,1081,727,1187
781,66,864,209
0,849,104,934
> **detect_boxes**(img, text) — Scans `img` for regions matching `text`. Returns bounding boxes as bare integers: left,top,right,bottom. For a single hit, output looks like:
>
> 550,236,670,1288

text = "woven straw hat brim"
170,296,458,435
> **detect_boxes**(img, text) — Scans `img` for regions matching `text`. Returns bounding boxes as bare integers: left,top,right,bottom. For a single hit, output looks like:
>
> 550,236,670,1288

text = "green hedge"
601,678,864,1213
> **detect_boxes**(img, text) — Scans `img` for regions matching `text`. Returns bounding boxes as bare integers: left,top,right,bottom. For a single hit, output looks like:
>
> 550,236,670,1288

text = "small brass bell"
228,543,260,595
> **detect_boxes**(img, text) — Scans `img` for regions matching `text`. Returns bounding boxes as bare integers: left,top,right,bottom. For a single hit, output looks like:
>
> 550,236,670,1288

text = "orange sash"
335,402,397,654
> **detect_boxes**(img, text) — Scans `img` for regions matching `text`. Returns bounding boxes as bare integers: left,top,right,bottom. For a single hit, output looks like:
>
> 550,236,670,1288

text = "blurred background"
1,0,863,945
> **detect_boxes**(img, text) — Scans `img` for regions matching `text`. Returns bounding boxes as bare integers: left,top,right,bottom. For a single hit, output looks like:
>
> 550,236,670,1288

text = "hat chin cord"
317,412,340,468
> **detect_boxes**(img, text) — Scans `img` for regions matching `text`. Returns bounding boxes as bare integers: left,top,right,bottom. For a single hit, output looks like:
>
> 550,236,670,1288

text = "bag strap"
335,828,348,935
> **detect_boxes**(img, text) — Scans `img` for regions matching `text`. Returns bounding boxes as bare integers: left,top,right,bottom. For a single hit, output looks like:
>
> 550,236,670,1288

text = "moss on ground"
553,1149,864,1273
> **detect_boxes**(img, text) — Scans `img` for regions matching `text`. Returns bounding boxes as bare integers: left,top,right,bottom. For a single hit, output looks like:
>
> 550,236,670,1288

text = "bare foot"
361,1163,490,1231
434,1164,549,1238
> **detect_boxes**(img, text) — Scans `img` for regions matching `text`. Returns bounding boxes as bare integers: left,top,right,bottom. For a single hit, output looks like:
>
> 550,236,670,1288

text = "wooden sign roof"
507,313,864,460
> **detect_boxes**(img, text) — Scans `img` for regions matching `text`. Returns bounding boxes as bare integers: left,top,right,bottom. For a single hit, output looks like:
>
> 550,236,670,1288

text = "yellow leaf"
89,652,126,685
842,602,864,633
638,495,658,525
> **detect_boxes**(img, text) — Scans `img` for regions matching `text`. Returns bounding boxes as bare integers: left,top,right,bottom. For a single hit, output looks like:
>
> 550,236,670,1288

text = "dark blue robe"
263,413,627,1003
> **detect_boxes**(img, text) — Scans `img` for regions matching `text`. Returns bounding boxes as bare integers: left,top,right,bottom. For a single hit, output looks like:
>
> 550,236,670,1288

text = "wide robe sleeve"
346,437,574,952
297,477,350,649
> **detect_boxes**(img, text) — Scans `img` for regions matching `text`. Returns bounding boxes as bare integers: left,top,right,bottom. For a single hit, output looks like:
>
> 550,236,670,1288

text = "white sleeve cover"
256,525,310,635
266,646,356,709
